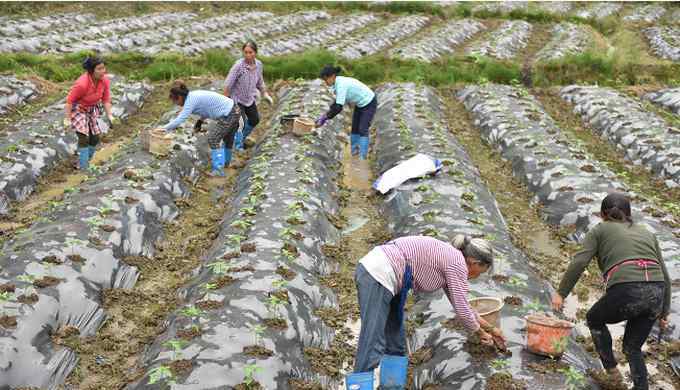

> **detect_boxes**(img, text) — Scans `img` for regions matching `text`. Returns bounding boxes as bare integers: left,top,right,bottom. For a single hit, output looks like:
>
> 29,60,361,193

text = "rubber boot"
78,147,90,170
88,145,96,161
359,136,369,160
223,145,232,168
234,129,244,150
350,133,360,156
209,148,225,177
237,122,254,150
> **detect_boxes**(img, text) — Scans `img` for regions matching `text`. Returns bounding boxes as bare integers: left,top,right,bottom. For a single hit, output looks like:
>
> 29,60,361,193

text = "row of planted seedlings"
328,14,430,60
0,12,197,53
389,18,486,63
533,22,593,63
560,85,680,188
574,2,622,21
0,93,218,388
78,11,270,56
622,4,668,24
0,74,152,217
644,26,680,62
0,75,40,116
458,84,680,337
144,11,329,57
466,20,533,61
645,87,680,115
126,80,349,390
256,13,380,57
372,82,600,389
0,12,95,37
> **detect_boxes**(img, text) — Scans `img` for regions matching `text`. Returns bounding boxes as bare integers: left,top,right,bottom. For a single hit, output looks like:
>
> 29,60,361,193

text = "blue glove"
315,114,328,127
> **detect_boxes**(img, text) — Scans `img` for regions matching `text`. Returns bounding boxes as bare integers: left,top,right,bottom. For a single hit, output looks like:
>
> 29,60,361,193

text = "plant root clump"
17,293,39,305
587,369,628,390
485,372,527,390
276,266,296,280
0,315,18,328
263,318,287,330
176,326,202,341
33,276,62,288
504,296,523,306
195,300,222,311
243,345,273,358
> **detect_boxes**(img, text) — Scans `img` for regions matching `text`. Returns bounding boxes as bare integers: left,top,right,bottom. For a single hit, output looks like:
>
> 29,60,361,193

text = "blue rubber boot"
223,145,232,168
209,148,225,177
359,136,369,160
234,129,244,150
350,134,360,156
78,147,90,170
237,122,254,150
88,145,96,161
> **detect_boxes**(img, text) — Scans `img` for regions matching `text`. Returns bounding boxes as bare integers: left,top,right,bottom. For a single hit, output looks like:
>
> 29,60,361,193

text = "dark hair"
320,65,342,79
82,56,104,73
601,192,633,226
169,80,189,101
242,41,258,53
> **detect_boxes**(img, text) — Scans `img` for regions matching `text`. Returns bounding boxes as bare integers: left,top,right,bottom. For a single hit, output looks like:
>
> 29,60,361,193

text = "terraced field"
0,2,679,390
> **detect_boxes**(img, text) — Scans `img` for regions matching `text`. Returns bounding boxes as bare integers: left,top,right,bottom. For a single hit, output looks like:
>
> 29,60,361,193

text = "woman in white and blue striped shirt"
160,80,243,177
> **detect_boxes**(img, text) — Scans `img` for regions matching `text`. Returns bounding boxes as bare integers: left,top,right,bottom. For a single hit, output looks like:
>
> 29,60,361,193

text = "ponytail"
452,234,494,268
82,56,104,73
169,80,189,101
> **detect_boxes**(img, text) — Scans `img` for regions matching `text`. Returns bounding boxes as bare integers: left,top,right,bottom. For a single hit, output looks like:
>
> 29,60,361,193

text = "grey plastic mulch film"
466,20,532,61
373,82,600,389
643,26,680,62
574,2,622,20
389,19,486,63
534,22,590,62
126,80,347,390
328,15,430,60
0,83,220,388
141,11,330,57
560,86,680,188
0,12,95,38
645,87,680,116
0,75,152,217
257,13,380,57
458,84,680,338
0,75,39,116
623,4,667,23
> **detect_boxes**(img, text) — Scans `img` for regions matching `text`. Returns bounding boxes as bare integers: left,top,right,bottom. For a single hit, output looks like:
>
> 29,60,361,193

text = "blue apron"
396,264,413,325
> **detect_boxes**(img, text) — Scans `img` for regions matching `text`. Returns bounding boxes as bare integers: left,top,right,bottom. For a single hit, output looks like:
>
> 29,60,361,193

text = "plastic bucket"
149,129,174,156
280,114,300,132
292,117,315,136
469,297,504,328
526,314,574,358
379,355,408,389
346,371,374,390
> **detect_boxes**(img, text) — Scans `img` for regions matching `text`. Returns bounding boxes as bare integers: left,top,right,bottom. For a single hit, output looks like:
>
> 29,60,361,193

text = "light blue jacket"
333,76,375,108
163,90,235,131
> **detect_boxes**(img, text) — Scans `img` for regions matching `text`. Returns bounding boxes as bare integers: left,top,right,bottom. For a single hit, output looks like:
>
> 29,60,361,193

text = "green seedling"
64,187,77,194
85,216,104,228
507,276,527,288
207,261,230,275
230,219,253,230
266,295,286,317
147,365,175,385
558,366,586,390
6,144,19,153
248,323,266,346
0,291,15,302
272,280,288,289
415,184,430,192
279,227,302,241
162,339,188,360
65,238,88,254
294,188,310,200
243,363,262,387
461,192,475,201
551,336,568,356
179,306,204,319
240,207,257,217
227,234,246,246
17,274,35,283
423,211,439,223
281,248,298,262
522,298,547,314
490,358,509,371
203,283,217,290
286,210,305,225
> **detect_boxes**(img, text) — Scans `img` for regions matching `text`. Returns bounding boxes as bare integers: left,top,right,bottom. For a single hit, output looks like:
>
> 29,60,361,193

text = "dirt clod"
195,300,222,311
0,315,17,328
169,359,193,376
17,294,38,305
176,326,202,341
33,276,62,288
240,242,256,253
527,359,569,374
289,379,322,390
42,255,62,264
100,224,116,232
243,345,273,358
504,296,523,306
234,382,262,390
492,274,509,283
67,254,85,263
0,283,16,293
485,372,527,390
276,266,296,281
587,369,628,390
222,251,240,260
263,318,287,330
213,275,235,289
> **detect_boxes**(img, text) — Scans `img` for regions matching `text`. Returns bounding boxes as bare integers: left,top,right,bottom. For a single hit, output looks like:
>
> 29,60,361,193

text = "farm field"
0,2,679,390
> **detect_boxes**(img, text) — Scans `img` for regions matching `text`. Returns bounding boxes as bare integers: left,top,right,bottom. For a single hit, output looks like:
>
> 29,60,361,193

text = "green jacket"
558,221,671,316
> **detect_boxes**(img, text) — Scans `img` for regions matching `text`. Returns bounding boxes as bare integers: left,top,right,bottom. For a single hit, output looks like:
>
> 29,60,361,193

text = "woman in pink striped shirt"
354,235,505,373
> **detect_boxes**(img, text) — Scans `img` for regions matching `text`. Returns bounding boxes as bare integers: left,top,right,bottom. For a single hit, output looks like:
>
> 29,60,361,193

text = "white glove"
63,117,71,129
264,94,273,105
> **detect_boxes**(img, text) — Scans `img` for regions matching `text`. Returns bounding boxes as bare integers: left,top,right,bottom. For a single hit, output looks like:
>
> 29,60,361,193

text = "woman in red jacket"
63,56,114,170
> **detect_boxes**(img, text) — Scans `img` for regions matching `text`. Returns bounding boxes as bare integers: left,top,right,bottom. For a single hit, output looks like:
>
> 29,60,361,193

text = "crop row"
257,13,380,57
328,15,430,60
466,20,532,60
0,12,197,54
0,75,39,116
373,82,599,388
644,26,680,62
0,75,152,217
560,85,680,188
389,19,486,63
459,84,680,335
127,80,347,389
0,101,211,389
645,87,680,115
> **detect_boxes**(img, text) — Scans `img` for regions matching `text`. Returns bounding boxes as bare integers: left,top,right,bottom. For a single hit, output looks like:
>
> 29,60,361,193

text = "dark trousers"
351,96,377,137
354,264,406,373
238,102,260,127
76,131,99,147
207,106,242,149
586,282,665,390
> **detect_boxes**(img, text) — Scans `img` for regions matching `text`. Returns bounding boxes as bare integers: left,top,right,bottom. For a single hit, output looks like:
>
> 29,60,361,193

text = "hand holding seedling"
551,291,564,312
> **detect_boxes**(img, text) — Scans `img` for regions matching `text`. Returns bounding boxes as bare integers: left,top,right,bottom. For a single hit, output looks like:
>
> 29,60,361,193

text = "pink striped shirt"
380,236,480,332
224,58,265,107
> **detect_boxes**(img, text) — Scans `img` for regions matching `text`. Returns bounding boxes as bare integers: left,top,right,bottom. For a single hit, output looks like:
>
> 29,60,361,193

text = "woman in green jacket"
552,192,671,390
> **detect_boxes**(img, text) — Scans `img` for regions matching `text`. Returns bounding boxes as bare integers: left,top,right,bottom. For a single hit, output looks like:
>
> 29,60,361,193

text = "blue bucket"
379,355,408,389
346,371,374,390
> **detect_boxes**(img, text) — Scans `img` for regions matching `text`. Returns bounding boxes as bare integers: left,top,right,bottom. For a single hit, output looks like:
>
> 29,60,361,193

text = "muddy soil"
504,296,523,306
485,372,527,390
588,369,628,390
243,345,274,358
